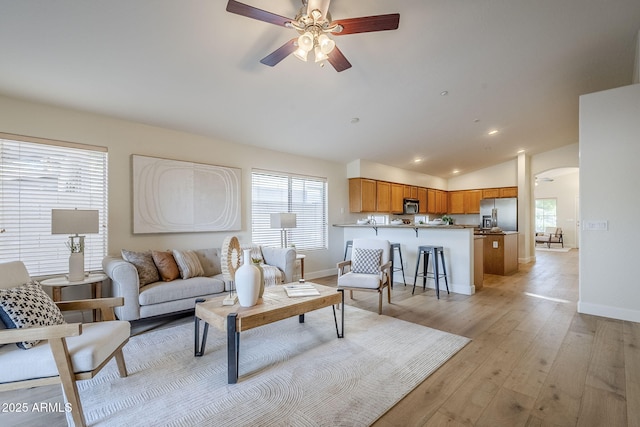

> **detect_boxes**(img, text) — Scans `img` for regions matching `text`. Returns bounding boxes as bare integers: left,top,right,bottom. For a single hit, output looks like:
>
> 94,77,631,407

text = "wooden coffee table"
194,282,344,384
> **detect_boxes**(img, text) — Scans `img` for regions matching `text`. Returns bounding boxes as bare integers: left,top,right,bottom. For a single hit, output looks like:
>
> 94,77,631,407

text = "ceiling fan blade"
226,0,292,27
333,13,400,35
327,46,352,72
260,38,298,67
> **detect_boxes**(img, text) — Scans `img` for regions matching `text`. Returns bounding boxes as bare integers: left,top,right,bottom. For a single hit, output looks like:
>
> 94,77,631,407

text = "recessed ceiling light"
413,158,423,163
488,129,499,135
350,117,360,124
517,149,525,154
440,90,448,96
452,169,460,174
473,119,480,123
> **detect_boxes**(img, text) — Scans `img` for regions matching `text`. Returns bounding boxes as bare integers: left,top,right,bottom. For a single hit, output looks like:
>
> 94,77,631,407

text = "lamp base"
68,252,85,282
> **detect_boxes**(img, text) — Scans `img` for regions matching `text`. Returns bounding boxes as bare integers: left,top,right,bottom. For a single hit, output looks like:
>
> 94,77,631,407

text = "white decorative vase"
235,249,260,307
68,252,85,282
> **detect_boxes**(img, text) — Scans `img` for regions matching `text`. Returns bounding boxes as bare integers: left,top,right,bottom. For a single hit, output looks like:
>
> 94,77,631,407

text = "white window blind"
251,170,327,251
0,135,108,277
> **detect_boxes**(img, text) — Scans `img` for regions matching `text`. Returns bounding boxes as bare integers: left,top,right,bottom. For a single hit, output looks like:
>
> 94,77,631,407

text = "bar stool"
390,243,406,287
412,245,450,299
343,240,353,261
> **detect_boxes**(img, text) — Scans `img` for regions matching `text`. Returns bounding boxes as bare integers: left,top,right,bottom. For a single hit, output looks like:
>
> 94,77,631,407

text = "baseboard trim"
578,301,640,323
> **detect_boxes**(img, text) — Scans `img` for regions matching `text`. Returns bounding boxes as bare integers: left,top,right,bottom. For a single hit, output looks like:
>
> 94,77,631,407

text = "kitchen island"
334,224,476,295
475,231,519,275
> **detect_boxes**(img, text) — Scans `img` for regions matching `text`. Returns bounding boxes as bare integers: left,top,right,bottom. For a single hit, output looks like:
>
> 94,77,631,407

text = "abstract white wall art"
132,155,241,233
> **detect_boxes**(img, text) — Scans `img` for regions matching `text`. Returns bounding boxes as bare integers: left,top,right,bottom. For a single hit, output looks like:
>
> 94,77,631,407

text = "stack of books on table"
283,283,320,297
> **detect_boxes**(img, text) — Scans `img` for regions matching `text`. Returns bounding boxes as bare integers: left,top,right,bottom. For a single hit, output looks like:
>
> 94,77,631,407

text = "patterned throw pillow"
0,282,66,349
151,250,180,282
351,248,383,274
172,250,205,280
122,250,160,287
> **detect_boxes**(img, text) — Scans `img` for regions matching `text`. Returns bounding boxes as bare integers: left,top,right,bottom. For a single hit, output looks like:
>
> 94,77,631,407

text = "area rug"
536,246,571,252
78,306,470,426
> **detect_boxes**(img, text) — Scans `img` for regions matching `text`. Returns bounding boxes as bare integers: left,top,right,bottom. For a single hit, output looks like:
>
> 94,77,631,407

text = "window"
251,170,327,250
535,198,556,232
0,134,108,276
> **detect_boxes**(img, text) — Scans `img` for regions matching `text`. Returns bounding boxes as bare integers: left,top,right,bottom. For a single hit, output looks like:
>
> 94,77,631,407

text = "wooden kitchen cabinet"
482,188,500,198
349,178,377,212
465,190,482,213
436,190,447,214
390,183,404,213
448,191,465,214
404,185,418,199
417,187,428,213
500,187,518,198
483,233,518,275
376,181,391,212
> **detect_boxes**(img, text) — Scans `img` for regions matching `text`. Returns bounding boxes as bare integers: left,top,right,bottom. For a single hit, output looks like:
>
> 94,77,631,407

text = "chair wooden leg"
387,283,391,303
115,349,128,378
49,337,86,427
378,291,383,315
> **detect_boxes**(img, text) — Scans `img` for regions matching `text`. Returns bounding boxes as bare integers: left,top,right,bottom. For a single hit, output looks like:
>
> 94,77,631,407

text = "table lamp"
51,209,99,281
270,213,296,248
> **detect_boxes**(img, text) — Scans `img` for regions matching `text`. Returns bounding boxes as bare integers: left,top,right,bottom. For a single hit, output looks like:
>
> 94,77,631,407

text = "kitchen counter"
334,223,477,295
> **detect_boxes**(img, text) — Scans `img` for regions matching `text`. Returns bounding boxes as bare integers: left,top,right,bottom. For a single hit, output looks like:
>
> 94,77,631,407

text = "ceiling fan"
226,0,400,72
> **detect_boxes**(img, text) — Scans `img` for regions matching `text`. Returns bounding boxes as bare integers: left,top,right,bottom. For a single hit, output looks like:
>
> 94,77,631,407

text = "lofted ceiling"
0,0,639,178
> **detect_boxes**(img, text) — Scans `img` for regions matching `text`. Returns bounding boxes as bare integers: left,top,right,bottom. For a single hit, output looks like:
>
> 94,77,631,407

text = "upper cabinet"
349,178,377,213
349,177,515,214
482,187,518,199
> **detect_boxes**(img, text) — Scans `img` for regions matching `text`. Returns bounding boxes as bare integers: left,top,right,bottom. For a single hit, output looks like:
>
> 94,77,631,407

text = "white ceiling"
0,0,639,178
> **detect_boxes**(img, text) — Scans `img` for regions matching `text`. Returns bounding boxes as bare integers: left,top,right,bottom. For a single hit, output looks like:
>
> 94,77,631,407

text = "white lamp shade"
51,209,99,235
270,213,297,229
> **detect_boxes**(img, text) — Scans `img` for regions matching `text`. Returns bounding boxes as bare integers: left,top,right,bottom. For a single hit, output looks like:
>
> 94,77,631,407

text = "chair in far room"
336,239,392,314
535,227,564,248
0,261,130,427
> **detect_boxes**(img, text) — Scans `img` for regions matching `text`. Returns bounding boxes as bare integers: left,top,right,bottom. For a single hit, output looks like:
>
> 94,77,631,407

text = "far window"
535,198,556,232
251,170,328,251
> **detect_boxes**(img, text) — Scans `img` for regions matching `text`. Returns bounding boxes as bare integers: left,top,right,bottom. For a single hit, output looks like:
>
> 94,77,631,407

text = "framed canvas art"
132,155,241,233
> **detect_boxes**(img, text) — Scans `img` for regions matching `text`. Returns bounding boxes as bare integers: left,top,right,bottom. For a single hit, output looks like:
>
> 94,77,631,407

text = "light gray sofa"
102,246,297,321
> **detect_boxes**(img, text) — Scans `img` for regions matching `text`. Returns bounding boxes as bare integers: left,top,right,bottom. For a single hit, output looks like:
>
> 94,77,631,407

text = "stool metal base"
390,243,406,287
412,245,450,299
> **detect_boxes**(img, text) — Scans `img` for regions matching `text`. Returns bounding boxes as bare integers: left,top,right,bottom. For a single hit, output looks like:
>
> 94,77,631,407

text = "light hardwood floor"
3,249,639,426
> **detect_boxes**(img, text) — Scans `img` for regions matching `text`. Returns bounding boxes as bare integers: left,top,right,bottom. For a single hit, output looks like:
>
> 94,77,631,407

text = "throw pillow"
151,250,180,282
351,248,383,274
121,250,160,287
0,282,66,349
172,250,205,280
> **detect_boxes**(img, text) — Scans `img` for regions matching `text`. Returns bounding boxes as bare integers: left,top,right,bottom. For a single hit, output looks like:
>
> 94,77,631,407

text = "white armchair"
0,261,130,427
336,239,392,314
535,227,564,248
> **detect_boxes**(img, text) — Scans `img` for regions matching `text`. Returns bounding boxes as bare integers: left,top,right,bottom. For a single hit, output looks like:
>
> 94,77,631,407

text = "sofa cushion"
151,250,180,282
172,250,205,280
194,248,222,277
121,250,160,286
0,282,66,349
138,276,225,306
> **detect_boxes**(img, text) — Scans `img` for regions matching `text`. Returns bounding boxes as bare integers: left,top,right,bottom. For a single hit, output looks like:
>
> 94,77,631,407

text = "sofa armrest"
261,247,297,283
102,256,141,321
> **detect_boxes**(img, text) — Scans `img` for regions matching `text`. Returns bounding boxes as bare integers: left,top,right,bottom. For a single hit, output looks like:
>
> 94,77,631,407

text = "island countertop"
333,223,469,229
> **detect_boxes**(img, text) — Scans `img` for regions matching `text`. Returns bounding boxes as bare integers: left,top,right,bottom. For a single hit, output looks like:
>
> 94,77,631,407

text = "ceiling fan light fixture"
314,46,328,62
293,47,309,61
317,34,335,54
298,32,314,52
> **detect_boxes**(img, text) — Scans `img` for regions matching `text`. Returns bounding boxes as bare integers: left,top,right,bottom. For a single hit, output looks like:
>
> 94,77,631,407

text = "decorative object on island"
51,208,99,282
270,212,297,248
220,235,242,306
235,249,261,307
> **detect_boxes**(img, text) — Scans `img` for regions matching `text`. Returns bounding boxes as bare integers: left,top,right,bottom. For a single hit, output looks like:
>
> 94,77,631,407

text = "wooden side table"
40,273,108,321
296,254,306,279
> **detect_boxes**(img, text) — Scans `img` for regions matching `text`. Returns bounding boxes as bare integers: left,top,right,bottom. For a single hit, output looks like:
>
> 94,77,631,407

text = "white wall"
346,159,448,189
448,159,517,191
579,83,640,323
0,94,350,280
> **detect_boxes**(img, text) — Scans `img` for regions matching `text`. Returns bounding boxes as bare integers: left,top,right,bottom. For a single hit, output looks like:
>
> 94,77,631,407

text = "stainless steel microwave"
403,198,419,214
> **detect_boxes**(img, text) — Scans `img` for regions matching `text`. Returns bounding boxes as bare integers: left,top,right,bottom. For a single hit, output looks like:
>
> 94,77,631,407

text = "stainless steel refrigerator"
480,198,518,231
